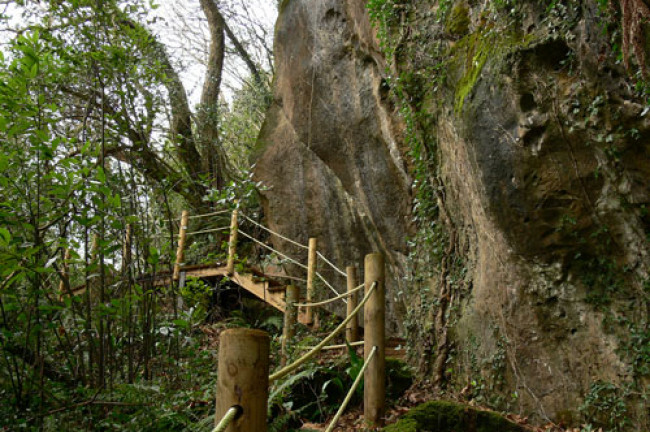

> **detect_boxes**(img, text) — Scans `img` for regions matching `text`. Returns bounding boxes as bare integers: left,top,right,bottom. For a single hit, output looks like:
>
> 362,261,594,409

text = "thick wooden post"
215,328,269,432
281,285,299,366
305,237,318,324
364,253,385,427
345,265,359,344
173,210,189,281
226,208,239,275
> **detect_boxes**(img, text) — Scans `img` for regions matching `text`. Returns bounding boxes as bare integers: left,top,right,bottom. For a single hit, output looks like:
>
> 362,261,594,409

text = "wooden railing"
75,205,389,431
163,207,387,430
213,253,386,431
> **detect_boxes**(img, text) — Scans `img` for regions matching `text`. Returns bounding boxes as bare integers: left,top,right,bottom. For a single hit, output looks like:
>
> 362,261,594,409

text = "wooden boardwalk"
65,208,386,339
68,262,311,324
155,263,312,325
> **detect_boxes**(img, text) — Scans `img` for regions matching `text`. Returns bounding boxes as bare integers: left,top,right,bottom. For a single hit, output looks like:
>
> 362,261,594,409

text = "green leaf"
96,166,106,183
29,61,39,79
0,228,11,245
172,319,190,329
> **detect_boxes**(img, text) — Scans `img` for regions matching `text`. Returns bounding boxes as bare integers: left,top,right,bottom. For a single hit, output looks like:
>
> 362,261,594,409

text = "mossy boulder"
383,400,526,432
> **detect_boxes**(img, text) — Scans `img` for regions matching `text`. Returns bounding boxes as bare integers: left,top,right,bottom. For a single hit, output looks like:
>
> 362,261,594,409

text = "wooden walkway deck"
147,262,311,325
69,262,311,324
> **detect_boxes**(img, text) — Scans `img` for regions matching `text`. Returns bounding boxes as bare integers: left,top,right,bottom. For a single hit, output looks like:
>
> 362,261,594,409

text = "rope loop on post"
269,282,377,383
212,405,240,432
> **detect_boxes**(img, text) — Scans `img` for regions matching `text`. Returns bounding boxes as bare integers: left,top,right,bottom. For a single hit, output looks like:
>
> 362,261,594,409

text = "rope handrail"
212,406,239,432
236,229,307,270
325,346,377,432
295,283,363,307
237,229,308,270
188,209,231,220
299,340,364,351
316,251,347,277
240,212,309,250
185,226,230,236
315,271,345,301
269,282,376,383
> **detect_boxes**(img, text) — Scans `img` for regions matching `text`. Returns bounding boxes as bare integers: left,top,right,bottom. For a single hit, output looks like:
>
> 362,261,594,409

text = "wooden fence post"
345,265,359,344
281,285,299,366
226,208,239,275
305,237,318,324
215,328,270,432
173,210,189,281
364,253,385,427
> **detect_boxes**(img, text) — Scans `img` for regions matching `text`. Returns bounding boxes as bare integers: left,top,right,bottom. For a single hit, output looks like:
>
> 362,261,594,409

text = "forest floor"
200,318,595,432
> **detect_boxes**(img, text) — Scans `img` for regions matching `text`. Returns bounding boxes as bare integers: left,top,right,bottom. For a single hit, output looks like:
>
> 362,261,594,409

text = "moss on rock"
450,31,536,113
453,32,490,113
382,400,527,432
445,3,471,37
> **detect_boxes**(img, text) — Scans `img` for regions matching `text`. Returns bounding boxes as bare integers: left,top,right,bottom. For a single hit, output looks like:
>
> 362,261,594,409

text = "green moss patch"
451,31,536,113
445,4,471,37
382,400,526,432
453,32,490,113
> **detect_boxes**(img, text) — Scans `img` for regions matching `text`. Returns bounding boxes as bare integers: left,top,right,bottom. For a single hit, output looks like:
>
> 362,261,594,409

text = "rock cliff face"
254,0,649,429
253,0,412,332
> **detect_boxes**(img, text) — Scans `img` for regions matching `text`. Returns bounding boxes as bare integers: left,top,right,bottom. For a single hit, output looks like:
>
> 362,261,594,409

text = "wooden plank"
77,261,312,325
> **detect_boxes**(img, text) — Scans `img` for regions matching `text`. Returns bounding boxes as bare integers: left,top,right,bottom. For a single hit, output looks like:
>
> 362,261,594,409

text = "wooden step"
386,337,407,360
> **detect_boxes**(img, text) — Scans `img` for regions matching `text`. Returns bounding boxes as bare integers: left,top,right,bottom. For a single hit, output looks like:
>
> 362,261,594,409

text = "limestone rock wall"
254,0,649,429
253,0,412,333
